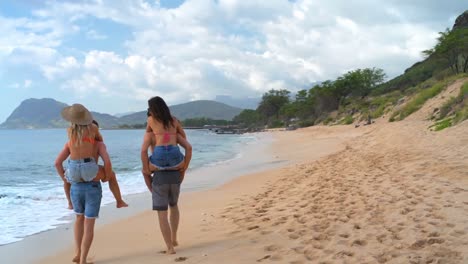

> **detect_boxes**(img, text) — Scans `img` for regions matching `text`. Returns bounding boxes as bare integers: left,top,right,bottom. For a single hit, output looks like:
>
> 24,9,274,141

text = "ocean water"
0,129,258,245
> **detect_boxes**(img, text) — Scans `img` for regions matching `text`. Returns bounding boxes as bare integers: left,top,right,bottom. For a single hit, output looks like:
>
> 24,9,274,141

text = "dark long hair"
148,96,174,130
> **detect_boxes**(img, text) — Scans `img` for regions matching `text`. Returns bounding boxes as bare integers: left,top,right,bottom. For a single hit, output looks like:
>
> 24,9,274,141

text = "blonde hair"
68,123,95,146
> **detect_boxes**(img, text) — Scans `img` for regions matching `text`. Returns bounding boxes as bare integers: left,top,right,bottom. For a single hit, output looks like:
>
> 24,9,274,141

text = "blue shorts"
150,145,184,170
70,182,102,218
65,158,99,183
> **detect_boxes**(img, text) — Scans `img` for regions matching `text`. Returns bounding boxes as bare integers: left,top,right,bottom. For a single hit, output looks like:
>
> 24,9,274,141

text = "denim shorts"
150,145,184,170
70,182,102,218
65,158,99,183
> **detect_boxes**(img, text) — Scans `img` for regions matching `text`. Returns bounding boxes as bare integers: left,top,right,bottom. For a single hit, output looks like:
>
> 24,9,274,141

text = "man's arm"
55,143,70,182
174,117,187,139
97,142,113,180
94,124,103,141
141,132,153,192
176,134,192,181
146,117,153,133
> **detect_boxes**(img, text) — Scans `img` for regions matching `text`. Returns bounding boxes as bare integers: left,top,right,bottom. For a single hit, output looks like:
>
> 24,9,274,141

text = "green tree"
257,89,291,122
423,28,468,74
232,109,261,126
335,68,386,98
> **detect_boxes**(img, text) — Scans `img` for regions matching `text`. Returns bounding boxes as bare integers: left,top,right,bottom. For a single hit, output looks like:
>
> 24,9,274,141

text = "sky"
0,0,466,122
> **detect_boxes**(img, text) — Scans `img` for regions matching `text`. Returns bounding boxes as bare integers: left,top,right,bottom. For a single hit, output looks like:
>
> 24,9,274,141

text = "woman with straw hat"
54,103,126,264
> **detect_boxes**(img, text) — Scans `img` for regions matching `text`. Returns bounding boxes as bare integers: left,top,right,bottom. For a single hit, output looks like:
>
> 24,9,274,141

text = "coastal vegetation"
231,23,468,130
430,80,468,131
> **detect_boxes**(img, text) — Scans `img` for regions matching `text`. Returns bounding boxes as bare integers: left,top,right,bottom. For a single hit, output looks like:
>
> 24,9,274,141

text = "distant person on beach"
54,104,123,264
56,120,128,209
141,96,192,255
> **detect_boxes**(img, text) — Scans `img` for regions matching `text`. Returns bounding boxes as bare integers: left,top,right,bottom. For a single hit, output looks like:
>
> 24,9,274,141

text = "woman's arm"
55,143,70,182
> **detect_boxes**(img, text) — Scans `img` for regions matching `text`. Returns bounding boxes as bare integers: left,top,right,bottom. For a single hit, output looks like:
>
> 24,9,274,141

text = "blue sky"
0,0,466,122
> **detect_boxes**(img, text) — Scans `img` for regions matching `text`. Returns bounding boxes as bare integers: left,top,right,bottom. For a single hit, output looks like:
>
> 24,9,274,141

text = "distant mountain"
118,100,243,125
114,111,137,117
1,99,243,129
0,98,68,129
214,95,260,109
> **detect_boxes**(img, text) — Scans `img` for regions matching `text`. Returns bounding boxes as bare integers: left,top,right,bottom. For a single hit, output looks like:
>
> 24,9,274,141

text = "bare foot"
72,256,80,263
172,240,179,247
167,248,176,254
116,200,128,208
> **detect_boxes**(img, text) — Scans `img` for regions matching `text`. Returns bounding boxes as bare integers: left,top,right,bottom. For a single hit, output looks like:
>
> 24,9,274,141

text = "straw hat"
61,104,93,125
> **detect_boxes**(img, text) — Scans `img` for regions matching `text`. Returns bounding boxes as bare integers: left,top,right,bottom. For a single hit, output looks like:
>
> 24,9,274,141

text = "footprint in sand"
264,245,281,252
289,233,300,240
256,255,271,262
174,257,188,262
351,239,367,246
335,250,354,258
339,233,350,239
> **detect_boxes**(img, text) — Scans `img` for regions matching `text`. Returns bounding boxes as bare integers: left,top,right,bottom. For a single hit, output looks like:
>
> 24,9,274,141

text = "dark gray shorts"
152,170,182,211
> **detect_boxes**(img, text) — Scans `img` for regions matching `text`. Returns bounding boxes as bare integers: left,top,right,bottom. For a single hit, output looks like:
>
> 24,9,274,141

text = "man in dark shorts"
151,170,182,254
141,131,192,255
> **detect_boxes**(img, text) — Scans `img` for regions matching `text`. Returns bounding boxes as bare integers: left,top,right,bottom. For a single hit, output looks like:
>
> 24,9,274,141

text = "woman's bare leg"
95,167,128,208
64,182,73,209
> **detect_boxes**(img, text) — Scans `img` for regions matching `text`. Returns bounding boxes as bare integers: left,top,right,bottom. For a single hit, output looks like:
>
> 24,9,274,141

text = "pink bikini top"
154,131,176,145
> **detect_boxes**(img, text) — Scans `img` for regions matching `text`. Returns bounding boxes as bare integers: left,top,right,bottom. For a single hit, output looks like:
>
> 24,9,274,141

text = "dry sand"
39,80,468,264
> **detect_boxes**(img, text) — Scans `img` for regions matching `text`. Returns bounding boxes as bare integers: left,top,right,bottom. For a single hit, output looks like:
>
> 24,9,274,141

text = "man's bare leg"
73,215,84,263
169,205,180,247
157,211,176,254
80,217,96,264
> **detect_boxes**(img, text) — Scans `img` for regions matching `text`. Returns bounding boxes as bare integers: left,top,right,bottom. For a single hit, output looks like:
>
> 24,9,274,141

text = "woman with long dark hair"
145,96,187,172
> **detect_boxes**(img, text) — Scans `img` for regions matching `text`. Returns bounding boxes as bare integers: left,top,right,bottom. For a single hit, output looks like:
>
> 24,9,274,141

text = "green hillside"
232,10,468,130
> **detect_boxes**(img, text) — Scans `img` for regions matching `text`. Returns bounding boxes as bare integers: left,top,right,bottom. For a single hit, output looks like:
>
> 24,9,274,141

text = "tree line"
233,67,386,128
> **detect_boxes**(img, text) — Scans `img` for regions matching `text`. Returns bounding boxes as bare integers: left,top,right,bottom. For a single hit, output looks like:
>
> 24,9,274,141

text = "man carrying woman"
141,96,192,254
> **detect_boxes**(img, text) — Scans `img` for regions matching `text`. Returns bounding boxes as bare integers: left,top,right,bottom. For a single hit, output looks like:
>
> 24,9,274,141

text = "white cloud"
0,0,464,111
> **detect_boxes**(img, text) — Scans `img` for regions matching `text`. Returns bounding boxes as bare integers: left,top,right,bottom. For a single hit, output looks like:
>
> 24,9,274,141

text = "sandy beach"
6,78,468,264
33,113,468,263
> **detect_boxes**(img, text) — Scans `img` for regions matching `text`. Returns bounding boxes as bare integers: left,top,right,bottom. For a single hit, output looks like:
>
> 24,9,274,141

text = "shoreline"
7,120,467,263
0,130,298,264
36,125,356,264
